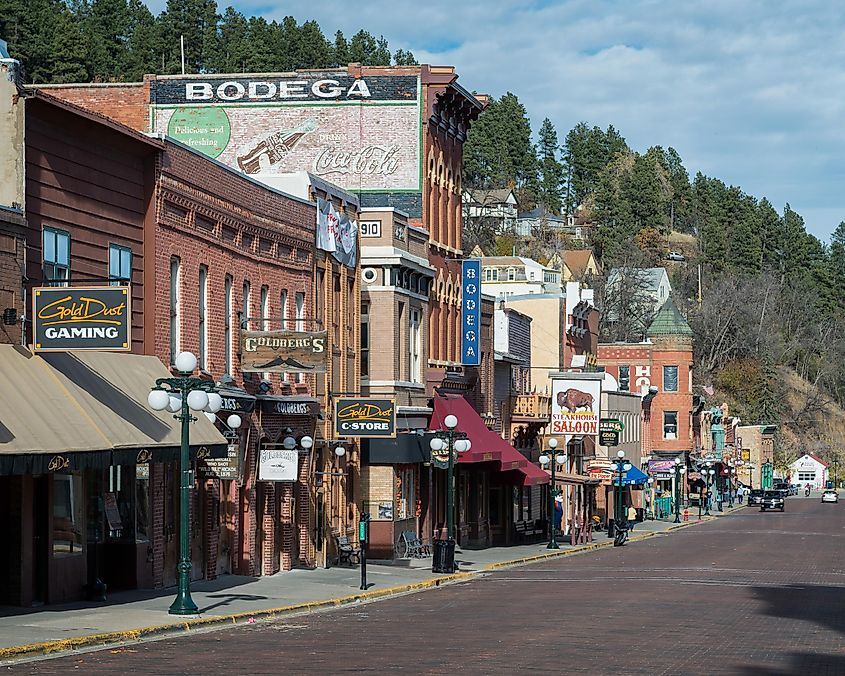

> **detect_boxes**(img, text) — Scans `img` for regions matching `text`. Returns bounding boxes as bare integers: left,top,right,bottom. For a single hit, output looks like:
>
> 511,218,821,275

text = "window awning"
0,345,227,475
503,460,550,486
430,394,547,485
613,465,649,486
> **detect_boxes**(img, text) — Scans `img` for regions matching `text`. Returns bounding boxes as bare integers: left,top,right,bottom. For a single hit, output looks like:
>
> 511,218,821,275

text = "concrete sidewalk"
0,507,744,663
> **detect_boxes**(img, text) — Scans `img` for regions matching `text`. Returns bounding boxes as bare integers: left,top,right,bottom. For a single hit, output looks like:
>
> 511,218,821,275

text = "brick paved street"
16,498,845,675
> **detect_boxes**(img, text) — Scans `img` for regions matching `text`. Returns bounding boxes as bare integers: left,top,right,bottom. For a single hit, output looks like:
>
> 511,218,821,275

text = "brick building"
598,298,694,467
0,75,228,606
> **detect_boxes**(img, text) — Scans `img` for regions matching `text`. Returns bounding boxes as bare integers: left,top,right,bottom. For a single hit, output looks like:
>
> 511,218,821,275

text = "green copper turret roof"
647,297,693,337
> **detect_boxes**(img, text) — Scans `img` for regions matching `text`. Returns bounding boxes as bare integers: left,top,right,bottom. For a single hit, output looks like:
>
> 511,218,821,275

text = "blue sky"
146,0,845,240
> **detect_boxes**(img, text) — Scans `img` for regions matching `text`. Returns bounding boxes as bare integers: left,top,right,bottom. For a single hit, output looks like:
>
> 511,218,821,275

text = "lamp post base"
546,537,560,550
169,561,199,615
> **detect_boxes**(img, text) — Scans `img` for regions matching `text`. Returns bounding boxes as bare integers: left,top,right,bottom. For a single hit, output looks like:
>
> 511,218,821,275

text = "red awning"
430,395,547,485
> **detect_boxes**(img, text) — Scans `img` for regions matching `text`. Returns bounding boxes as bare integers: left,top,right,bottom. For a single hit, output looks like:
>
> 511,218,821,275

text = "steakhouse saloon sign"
33,286,130,352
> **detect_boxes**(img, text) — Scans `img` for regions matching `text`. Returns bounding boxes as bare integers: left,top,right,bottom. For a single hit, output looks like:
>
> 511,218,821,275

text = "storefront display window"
53,473,83,555
397,466,415,520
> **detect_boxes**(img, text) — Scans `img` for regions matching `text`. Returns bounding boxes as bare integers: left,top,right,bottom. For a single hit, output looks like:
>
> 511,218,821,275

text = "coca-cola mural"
150,75,421,194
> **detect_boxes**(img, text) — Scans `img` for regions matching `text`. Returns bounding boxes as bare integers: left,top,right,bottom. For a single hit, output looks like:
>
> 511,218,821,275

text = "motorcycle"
613,519,629,547
805,486,811,497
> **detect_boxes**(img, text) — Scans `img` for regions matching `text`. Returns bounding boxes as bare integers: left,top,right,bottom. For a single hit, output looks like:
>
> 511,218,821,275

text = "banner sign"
258,448,298,481
260,398,320,416
335,398,396,437
219,393,256,414
461,259,481,366
240,330,327,373
33,286,130,352
150,75,421,194
599,430,619,447
647,459,679,473
317,197,357,268
600,418,624,433
198,442,241,480
551,377,601,436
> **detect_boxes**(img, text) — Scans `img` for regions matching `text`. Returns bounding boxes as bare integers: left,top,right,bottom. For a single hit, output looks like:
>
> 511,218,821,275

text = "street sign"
600,418,625,433
599,430,619,447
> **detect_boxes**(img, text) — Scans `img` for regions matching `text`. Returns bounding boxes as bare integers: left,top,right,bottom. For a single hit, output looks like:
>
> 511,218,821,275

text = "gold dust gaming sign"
33,286,130,352
335,399,396,438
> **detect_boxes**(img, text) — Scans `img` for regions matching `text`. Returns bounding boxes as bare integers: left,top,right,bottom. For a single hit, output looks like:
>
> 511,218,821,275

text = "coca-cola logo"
313,145,400,177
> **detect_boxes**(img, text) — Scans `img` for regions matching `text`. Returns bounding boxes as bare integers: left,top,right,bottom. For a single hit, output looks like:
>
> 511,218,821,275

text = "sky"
145,0,845,241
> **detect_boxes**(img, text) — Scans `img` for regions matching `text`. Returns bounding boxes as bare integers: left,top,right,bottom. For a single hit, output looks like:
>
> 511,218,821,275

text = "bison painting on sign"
551,378,601,437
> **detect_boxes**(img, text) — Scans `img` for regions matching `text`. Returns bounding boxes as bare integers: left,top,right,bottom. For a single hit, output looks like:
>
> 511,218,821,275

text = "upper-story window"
198,266,208,369
224,275,233,375
664,365,679,392
409,307,422,384
242,280,251,330
169,256,181,365
43,227,70,286
619,366,630,392
507,267,516,281
108,244,132,285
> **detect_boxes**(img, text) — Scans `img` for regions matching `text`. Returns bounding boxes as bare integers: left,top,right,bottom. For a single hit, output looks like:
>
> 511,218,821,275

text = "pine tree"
49,6,89,83
331,30,349,66
293,20,331,69
87,0,131,81
537,118,564,214
393,48,417,65
213,6,249,73
0,0,63,82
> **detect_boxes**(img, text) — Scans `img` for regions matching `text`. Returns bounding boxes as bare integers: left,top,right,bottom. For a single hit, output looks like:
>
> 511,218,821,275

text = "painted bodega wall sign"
33,286,130,352
150,75,421,193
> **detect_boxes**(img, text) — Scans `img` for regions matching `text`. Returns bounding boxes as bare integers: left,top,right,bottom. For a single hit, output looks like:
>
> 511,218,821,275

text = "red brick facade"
598,338,694,457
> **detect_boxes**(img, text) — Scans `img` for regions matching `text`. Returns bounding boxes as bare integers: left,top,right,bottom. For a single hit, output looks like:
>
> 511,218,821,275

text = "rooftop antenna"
180,35,185,75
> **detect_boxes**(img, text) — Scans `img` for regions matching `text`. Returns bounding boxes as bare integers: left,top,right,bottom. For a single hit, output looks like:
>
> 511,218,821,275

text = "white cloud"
143,0,845,238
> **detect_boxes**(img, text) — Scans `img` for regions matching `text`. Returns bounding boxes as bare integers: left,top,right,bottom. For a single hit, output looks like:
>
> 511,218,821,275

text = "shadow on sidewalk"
0,575,260,619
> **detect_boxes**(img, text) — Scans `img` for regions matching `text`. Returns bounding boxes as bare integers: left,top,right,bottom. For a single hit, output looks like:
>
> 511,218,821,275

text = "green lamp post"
429,414,469,573
147,351,241,616
705,466,715,516
673,457,686,523
611,450,632,530
539,438,565,549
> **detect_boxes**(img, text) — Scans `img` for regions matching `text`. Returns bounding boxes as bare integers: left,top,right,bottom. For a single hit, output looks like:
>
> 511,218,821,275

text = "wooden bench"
334,535,361,566
397,531,431,558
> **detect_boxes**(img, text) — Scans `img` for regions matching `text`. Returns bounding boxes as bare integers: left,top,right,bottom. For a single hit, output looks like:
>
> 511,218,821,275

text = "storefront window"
397,466,415,520
53,473,83,555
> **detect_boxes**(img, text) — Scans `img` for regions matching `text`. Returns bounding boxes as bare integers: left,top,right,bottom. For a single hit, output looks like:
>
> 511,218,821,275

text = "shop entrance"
33,476,49,604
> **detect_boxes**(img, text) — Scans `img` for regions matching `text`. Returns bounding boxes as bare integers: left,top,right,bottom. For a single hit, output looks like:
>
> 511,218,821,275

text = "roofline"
27,88,165,150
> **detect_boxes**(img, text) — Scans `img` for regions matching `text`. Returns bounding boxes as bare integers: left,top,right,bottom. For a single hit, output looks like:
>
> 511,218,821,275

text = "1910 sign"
335,399,396,437
33,286,130,352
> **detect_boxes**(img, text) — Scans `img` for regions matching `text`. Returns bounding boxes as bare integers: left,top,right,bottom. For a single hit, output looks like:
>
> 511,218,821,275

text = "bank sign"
335,398,396,437
33,286,130,352
149,75,421,194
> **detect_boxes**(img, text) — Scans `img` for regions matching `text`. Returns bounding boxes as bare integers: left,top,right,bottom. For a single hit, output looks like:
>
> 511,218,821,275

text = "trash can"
432,538,456,574
635,507,644,523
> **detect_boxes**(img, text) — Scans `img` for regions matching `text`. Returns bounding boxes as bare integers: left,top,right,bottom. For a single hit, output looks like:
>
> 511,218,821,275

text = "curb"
0,518,718,663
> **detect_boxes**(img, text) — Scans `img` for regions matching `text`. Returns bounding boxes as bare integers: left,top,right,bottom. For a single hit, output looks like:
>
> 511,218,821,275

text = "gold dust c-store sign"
33,286,130,352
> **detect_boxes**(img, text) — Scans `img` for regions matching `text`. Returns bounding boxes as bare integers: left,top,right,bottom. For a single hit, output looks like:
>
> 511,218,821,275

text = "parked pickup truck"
760,490,785,512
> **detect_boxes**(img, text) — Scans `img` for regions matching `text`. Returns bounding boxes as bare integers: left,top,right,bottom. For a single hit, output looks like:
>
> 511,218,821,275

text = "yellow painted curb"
0,520,707,663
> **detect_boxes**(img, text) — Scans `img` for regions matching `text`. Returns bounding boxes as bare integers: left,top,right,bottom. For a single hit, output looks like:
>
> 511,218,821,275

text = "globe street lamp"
705,468,715,516
610,450,632,533
429,414,470,573
727,465,736,507
148,351,241,615
539,438,565,549
673,457,686,523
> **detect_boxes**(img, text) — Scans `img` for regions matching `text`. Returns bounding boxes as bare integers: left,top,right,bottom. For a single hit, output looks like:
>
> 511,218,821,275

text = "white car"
822,490,839,503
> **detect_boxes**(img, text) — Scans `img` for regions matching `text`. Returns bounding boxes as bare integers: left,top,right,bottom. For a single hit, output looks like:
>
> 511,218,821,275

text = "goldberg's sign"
335,399,396,437
33,286,130,352
240,330,327,373
461,260,481,366
258,448,298,482
551,377,601,437
150,75,421,194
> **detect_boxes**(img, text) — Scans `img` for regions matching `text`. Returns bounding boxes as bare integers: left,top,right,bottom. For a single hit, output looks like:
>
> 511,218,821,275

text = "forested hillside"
0,0,416,84
464,93,845,471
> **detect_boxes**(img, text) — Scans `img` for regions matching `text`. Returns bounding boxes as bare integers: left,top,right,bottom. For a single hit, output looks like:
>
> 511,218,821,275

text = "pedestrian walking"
736,484,744,504
627,505,637,531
